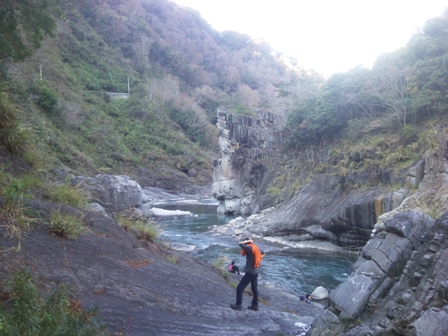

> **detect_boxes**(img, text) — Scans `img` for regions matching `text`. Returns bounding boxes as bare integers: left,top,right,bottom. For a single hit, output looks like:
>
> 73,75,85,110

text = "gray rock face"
304,130,448,335
409,309,448,336
211,110,425,248
212,109,282,214
85,202,109,217
0,199,326,336
72,174,147,214
247,173,408,247
307,309,346,336
329,211,434,320
308,210,448,335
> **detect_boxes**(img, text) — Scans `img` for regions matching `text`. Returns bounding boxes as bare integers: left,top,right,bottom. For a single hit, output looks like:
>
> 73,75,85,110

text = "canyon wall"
212,109,283,214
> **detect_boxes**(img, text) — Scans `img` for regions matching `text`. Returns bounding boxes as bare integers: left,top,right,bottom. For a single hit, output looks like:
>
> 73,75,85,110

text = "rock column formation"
212,109,282,214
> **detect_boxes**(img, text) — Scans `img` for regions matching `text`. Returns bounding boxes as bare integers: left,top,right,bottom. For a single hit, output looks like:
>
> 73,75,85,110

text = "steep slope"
0,148,325,336
1,0,321,192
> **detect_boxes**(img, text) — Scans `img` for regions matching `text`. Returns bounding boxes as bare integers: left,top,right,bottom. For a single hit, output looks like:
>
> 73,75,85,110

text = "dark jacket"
239,243,264,274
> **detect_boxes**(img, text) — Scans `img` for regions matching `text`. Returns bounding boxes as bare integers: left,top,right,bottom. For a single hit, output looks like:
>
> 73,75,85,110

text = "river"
156,202,356,297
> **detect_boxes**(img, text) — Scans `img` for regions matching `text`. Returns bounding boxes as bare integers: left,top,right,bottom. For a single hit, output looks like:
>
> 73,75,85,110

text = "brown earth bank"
0,199,325,336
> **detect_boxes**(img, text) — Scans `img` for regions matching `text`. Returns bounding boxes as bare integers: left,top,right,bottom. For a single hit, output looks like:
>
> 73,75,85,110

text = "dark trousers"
230,266,240,274
236,273,258,306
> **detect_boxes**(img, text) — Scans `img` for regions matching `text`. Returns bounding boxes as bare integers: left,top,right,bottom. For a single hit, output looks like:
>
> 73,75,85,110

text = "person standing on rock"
230,238,264,311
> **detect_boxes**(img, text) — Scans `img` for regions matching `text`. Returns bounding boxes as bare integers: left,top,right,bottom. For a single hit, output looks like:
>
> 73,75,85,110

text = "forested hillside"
0,0,321,190
1,0,447,200
2,1,448,334
285,10,448,149
261,9,448,209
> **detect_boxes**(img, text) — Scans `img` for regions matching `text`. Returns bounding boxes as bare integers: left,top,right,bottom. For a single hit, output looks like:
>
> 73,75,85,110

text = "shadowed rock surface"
308,210,448,336
0,198,324,336
212,109,283,215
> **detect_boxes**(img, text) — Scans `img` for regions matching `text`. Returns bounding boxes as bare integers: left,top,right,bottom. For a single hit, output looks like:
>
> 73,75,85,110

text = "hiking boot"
230,304,242,310
248,305,259,311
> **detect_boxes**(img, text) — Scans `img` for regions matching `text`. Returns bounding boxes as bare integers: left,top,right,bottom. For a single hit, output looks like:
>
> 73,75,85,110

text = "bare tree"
134,34,153,67
370,66,412,126
146,75,180,105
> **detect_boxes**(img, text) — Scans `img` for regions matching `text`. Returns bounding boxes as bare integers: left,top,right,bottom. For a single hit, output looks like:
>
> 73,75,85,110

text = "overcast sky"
171,0,447,76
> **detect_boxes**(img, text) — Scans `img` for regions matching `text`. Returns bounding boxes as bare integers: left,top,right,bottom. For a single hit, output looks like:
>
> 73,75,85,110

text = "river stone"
311,286,329,300
148,208,193,218
85,202,109,217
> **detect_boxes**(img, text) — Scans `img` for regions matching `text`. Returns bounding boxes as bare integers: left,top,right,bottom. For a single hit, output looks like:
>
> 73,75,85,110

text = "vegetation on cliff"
285,11,448,147
0,0,320,189
1,0,448,334
267,10,448,209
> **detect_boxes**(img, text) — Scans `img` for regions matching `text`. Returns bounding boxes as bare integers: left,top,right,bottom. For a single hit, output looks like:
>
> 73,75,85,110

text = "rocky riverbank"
0,197,326,336
0,146,328,335
209,208,349,253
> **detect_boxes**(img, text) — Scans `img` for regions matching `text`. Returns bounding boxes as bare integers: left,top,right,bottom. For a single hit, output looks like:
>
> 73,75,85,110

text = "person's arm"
239,239,253,253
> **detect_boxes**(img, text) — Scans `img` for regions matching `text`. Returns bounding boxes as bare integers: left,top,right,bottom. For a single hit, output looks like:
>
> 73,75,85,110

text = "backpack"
227,264,233,272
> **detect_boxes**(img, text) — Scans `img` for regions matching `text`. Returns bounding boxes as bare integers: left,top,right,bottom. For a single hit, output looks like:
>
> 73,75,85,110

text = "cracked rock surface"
0,199,324,336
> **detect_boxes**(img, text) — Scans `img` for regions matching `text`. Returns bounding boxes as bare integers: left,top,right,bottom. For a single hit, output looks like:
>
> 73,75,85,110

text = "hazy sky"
171,0,447,76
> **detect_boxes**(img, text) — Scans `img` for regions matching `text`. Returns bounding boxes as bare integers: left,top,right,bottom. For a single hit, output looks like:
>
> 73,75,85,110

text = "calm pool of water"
156,203,356,296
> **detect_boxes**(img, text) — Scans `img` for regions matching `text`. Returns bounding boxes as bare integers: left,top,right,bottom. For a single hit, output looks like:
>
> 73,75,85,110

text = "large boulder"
328,211,434,320
307,210,448,335
311,286,329,300
72,174,147,213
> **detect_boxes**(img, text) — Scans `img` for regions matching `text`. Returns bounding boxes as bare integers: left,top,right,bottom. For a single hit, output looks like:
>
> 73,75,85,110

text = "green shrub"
44,183,88,207
117,216,159,241
48,210,84,239
212,256,229,270
232,104,254,116
133,220,159,240
212,256,231,281
0,92,31,154
399,125,418,144
164,253,179,264
0,174,41,238
384,144,419,166
31,83,59,117
267,185,281,197
22,146,49,169
0,269,107,335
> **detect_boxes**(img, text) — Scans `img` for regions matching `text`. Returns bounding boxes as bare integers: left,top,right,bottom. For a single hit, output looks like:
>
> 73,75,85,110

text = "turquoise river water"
157,203,357,297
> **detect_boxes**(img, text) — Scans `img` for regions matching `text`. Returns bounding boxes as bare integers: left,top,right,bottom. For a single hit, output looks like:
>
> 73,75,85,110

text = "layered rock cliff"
212,109,283,215
212,114,431,248
304,127,448,335
212,118,448,335
308,209,448,336
245,166,417,248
